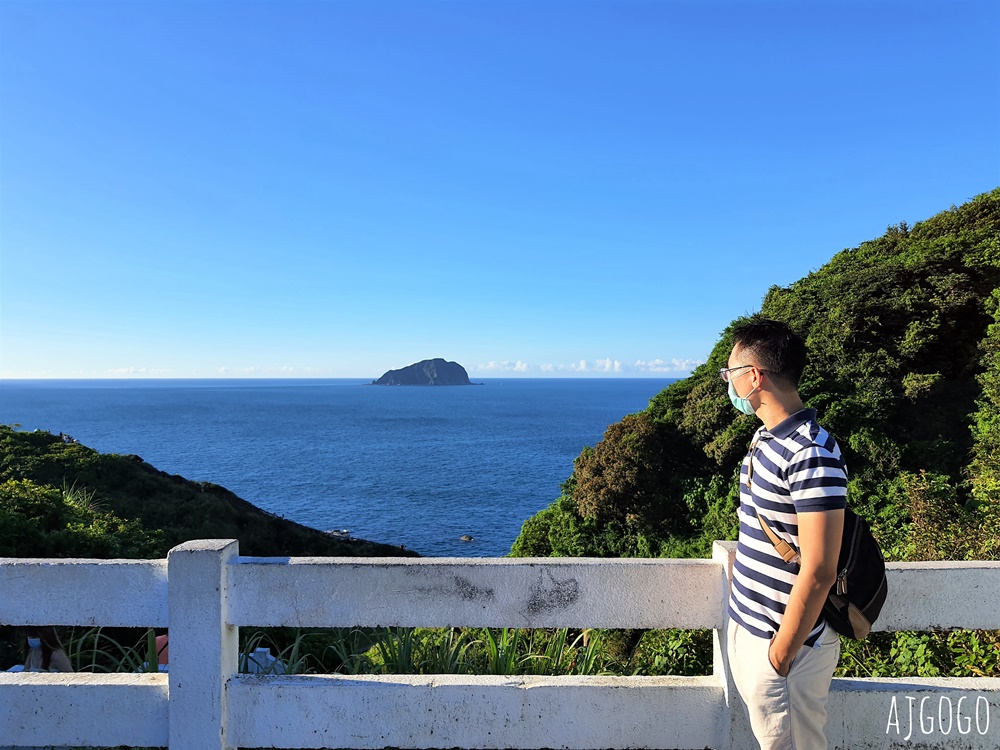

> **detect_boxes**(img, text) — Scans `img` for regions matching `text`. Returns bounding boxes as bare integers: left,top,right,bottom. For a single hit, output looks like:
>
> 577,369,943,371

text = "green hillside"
0,425,415,558
513,188,1000,562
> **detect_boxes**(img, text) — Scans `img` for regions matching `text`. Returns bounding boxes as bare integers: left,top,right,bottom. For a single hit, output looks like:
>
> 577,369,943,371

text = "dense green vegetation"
0,425,414,559
513,188,1000,564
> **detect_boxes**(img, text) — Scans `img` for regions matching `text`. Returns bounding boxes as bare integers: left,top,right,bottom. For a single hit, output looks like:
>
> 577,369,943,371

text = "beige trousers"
727,619,840,750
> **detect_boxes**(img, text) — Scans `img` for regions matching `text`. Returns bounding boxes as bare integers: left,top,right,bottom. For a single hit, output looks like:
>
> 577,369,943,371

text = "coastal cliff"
373,358,473,386
0,426,416,559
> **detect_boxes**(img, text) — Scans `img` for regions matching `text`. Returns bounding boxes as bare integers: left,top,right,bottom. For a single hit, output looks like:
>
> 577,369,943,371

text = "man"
723,318,847,750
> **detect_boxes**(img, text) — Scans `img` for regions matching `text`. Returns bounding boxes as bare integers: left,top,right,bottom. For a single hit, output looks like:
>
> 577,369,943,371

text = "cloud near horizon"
633,358,702,373
106,367,173,376
475,360,530,373
471,358,701,375
217,366,301,376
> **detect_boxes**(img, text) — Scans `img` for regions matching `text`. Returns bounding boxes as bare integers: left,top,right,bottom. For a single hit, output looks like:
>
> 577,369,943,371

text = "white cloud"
567,359,621,372
214,365,307,377
633,358,702,374
594,358,623,373
105,367,172,376
475,360,530,373
470,357,699,377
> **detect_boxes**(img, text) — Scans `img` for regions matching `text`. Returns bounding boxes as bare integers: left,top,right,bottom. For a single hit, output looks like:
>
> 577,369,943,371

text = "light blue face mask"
728,379,758,416
27,637,42,649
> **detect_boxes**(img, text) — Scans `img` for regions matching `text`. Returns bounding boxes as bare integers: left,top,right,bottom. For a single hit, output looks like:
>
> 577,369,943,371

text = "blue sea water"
1,378,675,557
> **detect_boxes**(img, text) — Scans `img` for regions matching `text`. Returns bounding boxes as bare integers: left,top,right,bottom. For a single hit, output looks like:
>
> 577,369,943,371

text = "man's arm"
768,507,844,675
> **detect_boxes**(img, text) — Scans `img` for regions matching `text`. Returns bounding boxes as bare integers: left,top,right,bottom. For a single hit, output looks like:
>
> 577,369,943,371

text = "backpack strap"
745,438,800,564
754,509,801,564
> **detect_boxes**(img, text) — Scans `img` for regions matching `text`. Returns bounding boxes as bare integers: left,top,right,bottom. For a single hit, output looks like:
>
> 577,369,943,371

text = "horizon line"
1,374,686,382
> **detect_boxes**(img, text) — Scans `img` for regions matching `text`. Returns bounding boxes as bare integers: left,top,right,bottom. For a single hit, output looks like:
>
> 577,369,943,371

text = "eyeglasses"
719,365,754,382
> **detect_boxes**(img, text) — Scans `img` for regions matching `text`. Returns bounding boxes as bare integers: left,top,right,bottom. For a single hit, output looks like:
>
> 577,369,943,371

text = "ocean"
1,378,675,557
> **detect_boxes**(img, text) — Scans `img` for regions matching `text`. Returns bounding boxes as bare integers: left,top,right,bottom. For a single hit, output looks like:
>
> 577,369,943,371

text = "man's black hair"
731,317,807,388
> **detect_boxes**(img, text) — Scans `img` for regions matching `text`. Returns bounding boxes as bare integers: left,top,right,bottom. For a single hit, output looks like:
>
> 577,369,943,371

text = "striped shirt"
727,408,848,645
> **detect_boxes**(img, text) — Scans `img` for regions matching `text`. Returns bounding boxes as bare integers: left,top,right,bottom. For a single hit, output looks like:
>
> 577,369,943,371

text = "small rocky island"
372,358,473,386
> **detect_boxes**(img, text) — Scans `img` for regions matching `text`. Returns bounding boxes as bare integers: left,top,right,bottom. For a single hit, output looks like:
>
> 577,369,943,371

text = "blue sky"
1,0,997,379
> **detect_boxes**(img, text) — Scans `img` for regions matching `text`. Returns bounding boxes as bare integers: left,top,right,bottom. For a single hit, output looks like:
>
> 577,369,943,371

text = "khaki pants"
727,619,841,750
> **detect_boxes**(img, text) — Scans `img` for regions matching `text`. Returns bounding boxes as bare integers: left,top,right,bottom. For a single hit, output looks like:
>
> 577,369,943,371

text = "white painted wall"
1,540,998,750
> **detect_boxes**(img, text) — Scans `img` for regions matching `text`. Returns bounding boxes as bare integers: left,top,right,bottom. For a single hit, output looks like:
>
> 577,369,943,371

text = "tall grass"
482,627,522,674
61,479,106,515
48,625,1000,680
66,627,160,673
45,625,712,677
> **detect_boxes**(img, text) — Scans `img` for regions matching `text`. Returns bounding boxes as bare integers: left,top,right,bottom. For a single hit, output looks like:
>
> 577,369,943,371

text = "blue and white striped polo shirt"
727,408,848,645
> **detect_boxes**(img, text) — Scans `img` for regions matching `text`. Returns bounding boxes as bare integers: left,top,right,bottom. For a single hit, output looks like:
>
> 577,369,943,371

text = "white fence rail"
0,539,998,749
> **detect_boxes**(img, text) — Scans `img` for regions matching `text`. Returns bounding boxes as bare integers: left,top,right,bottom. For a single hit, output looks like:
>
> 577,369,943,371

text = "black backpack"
756,506,888,639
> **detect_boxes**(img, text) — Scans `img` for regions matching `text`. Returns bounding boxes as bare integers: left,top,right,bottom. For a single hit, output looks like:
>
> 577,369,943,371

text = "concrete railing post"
167,539,239,750
713,540,740,750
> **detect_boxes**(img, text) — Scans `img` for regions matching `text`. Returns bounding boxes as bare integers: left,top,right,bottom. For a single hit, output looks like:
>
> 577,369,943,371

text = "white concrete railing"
0,540,997,749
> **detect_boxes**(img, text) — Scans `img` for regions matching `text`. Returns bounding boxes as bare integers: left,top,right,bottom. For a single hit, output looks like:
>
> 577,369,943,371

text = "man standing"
723,318,847,750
